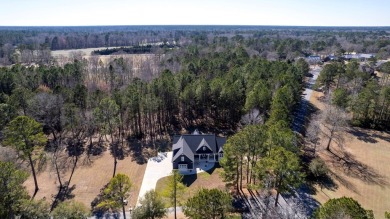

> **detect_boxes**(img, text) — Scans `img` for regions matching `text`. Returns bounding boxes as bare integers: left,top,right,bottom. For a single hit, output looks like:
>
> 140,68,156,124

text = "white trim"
178,164,187,169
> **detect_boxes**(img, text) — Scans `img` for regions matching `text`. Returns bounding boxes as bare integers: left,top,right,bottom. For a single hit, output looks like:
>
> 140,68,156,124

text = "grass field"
310,90,390,219
24,150,146,209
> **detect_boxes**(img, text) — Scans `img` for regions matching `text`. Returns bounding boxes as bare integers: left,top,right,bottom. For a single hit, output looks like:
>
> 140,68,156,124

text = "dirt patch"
309,90,326,111
24,150,146,209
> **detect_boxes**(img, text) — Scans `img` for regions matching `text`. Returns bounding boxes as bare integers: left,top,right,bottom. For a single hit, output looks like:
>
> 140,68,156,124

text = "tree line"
92,45,153,55
316,60,390,129
2,26,390,66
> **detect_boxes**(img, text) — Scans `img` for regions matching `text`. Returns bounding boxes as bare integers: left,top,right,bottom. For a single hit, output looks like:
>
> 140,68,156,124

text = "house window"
219,153,223,158
178,164,187,169
181,156,184,162
203,146,206,151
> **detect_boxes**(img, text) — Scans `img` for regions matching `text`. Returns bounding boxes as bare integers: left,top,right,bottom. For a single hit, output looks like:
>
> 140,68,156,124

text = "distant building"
323,55,337,62
305,55,322,64
343,53,374,61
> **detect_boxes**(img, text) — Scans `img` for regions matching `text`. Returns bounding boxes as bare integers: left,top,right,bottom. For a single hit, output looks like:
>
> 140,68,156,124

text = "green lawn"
155,167,226,207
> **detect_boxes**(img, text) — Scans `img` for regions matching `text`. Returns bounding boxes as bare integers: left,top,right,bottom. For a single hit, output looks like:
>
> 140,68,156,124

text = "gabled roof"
196,138,212,152
172,134,226,162
216,137,226,153
172,137,194,161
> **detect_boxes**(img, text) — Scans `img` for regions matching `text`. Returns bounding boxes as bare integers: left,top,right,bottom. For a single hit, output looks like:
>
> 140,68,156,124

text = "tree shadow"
372,131,390,143
182,174,197,187
328,168,360,194
109,141,128,161
86,141,106,156
316,174,338,191
282,184,321,217
205,164,218,175
293,99,319,134
51,183,76,210
154,138,170,152
327,149,388,188
66,139,85,157
127,137,148,164
347,127,378,144
306,173,338,195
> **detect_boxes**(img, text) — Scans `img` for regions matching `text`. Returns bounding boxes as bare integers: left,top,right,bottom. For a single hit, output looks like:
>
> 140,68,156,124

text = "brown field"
24,150,146,209
52,48,164,81
51,47,124,57
310,90,390,219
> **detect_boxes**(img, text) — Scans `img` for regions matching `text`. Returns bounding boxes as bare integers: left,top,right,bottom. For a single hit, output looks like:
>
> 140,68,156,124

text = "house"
171,131,226,171
343,53,374,61
305,55,322,64
323,55,337,62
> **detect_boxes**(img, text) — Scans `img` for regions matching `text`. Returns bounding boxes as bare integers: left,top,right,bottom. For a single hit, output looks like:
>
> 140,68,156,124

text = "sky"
0,0,389,26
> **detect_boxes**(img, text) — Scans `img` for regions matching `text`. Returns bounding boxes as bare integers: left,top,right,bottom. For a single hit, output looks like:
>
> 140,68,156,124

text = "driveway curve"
136,152,173,205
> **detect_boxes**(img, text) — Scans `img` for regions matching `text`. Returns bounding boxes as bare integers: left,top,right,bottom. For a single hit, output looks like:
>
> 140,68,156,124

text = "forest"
0,26,389,218
2,25,390,65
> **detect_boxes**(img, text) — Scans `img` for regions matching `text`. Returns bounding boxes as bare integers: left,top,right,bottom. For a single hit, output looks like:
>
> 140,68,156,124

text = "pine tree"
3,116,47,198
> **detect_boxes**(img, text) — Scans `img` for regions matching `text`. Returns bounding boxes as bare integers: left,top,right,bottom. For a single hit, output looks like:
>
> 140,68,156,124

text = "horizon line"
1,24,390,28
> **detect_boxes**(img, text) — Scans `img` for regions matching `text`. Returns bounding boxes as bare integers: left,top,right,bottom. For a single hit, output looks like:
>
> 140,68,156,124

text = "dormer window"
203,146,206,151
181,156,184,162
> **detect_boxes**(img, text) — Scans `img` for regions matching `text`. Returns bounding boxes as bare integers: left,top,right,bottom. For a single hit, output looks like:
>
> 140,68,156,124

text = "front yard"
155,166,226,207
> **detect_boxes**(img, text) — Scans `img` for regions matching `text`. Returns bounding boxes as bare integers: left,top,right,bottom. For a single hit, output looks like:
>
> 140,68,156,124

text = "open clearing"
51,47,126,57
24,150,146,209
310,90,390,219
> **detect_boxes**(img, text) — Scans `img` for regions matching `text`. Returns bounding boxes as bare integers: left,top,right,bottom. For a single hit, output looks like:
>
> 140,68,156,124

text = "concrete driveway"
136,152,173,205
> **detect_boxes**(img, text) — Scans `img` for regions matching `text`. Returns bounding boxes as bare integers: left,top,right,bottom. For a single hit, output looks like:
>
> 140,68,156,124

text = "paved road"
292,65,322,133
136,152,173,206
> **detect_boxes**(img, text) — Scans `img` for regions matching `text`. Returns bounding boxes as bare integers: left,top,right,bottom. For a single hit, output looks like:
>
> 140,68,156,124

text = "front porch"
178,161,215,175
194,154,218,162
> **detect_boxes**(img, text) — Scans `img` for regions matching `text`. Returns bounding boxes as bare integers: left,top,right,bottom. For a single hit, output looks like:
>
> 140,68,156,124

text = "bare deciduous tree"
320,105,349,152
306,113,321,156
241,108,263,126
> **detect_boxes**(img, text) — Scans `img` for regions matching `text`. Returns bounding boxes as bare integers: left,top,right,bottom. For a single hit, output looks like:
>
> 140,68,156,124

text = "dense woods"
0,40,305,144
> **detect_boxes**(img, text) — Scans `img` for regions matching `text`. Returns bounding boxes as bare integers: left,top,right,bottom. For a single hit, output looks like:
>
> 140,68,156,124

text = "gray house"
343,53,374,61
172,132,226,171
